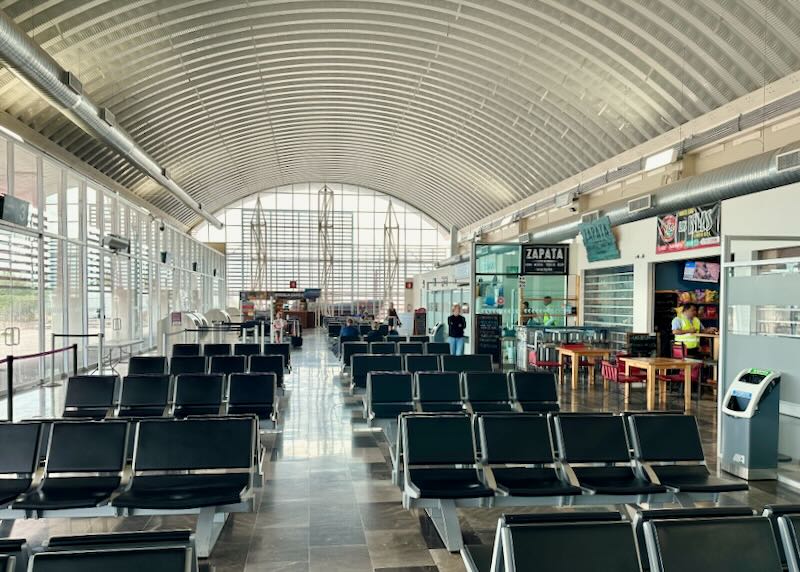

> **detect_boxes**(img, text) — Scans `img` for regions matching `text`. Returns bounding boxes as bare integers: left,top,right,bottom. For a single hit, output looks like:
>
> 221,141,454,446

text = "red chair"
601,359,646,405
529,349,560,370
657,343,701,393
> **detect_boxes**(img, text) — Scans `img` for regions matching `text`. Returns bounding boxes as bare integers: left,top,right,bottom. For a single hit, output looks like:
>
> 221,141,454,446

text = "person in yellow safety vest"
527,296,556,327
671,303,717,357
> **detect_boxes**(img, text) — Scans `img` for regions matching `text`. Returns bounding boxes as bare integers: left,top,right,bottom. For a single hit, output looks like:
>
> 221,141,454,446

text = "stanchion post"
6,355,13,422
98,332,105,374
260,322,265,353
72,343,78,376
51,333,55,386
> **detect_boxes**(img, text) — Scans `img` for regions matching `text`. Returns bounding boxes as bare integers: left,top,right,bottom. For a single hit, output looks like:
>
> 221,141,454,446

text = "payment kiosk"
721,368,781,480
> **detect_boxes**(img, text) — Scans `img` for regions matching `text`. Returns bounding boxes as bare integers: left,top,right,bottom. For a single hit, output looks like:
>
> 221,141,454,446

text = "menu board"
476,314,502,364
627,332,659,357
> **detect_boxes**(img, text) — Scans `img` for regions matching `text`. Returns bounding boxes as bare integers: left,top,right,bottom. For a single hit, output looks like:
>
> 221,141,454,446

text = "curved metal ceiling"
0,0,799,229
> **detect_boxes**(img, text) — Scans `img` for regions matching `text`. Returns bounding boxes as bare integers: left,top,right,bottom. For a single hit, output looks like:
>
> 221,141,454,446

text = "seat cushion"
0,478,32,506
13,476,120,510
419,402,464,412
469,402,514,413
63,408,109,420
370,403,415,419
492,467,581,497
113,474,249,509
408,468,493,499
173,405,220,418
228,404,274,419
652,465,748,493
573,466,667,495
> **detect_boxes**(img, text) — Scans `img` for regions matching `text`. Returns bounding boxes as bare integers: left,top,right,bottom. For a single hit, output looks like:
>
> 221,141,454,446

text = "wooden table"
621,356,701,412
557,346,611,389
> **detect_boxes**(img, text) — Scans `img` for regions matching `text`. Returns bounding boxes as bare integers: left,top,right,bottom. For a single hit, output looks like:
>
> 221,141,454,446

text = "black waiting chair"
169,356,207,376
763,504,800,570
233,343,261,356
510,371,560,412
366,372,415,420
409,335,429,343
0,538,28,572
462,372,513,412
43,530,197,572
475,512,640,572
441,354,493,373
228,373,277,421
118,375,172,418
350,355,404,389
172,343,201,357
398,342,424,355
633,506,756,571
358,324,372,335
628,414,748,494
336,335,361,358
202,343,231,357
14,420,128,511
415,372,463,412
478,414,580,498
29,545,191,571
113,416,257,510
369,342,396,355
248,355,285,388
128,356,167,376
643,515,782,572
401,414,492,500
342,342,369,369
328,323,342,338
208,355,247,375
425,342,450,355
0,422,41,506
173,374,225,417
404,354,440,374
62,375,118,419
262,343,291,370
554,414,668,497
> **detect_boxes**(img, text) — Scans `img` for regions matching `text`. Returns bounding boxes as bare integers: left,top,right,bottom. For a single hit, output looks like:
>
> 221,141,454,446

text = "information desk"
621,356,701,412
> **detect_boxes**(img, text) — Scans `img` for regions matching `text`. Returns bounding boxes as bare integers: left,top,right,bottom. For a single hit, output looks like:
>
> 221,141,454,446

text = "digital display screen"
683,261,721,283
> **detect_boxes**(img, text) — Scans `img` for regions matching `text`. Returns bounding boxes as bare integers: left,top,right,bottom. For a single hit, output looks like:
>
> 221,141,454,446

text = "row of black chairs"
396,412,747,552
366,371,559,419
349,353,494,388
465,504,800,572
170,342,291,367
0,529,201,572
0,416,257,558
339,341,451,366
334,338,443,360
130,354,285,385
64,373,278,421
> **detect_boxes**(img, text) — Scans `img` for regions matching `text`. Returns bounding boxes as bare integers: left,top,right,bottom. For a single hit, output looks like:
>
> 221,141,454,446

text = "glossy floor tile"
5,331,800,570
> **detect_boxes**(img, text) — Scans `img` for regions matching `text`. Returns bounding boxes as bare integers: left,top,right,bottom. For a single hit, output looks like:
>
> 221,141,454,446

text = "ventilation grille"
580,211,600,224
518,232,531,243
627,195,652,214
776,149,800,172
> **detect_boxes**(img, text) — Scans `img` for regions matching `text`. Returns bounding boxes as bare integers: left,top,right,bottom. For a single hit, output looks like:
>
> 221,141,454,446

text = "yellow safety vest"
674,316,701,349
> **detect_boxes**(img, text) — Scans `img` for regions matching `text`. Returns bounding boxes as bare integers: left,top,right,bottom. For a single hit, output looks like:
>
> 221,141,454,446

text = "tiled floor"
6,332,800,571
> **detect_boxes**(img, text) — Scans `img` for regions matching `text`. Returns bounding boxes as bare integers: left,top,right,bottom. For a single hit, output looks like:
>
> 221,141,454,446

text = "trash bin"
721,368,781,480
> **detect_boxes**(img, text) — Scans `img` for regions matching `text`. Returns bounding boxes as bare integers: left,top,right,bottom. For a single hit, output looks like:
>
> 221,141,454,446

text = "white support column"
318,185,335,317
383,201,400,317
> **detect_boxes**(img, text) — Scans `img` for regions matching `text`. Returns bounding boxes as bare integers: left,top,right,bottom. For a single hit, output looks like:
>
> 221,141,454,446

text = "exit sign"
289,280,297,289
405,281,414,289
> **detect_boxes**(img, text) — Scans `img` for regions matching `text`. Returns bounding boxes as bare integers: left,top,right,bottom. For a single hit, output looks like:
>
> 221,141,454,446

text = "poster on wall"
521,244,569,275
579,216,620,262
656,203,721,253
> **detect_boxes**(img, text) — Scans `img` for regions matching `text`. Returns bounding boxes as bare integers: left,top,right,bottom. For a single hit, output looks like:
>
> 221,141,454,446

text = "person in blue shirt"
339,318,360,338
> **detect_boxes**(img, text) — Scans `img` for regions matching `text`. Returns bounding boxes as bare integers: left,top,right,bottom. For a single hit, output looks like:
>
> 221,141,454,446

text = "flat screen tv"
0,194,29,226
683,260,720,283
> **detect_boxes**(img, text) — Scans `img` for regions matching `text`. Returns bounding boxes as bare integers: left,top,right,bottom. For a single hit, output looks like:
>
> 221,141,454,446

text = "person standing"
387,302,401,328
672,303,717,357
447,304,467,356
272,311,286,343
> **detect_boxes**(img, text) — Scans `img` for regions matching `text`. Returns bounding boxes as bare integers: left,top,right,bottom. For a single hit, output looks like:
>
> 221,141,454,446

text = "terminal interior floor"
5,332,800,572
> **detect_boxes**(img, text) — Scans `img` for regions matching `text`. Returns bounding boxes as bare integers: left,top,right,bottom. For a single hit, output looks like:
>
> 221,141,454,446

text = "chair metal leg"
195,508,228,558
426,499,463,552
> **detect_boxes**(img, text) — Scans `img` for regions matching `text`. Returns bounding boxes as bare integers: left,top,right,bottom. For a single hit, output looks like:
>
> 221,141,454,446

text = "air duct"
531,143,800,243
0,10,223,229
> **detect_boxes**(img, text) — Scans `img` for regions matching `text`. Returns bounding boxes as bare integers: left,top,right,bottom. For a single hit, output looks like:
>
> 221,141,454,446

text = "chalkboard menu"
476,314,502,364
627,332,659,357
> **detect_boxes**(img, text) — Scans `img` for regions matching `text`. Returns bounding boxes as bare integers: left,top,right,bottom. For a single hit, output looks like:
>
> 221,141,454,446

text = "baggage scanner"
721,368,781,480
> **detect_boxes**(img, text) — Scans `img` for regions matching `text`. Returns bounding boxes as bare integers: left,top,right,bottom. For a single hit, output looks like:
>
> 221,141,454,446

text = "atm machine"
721,368,781,480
